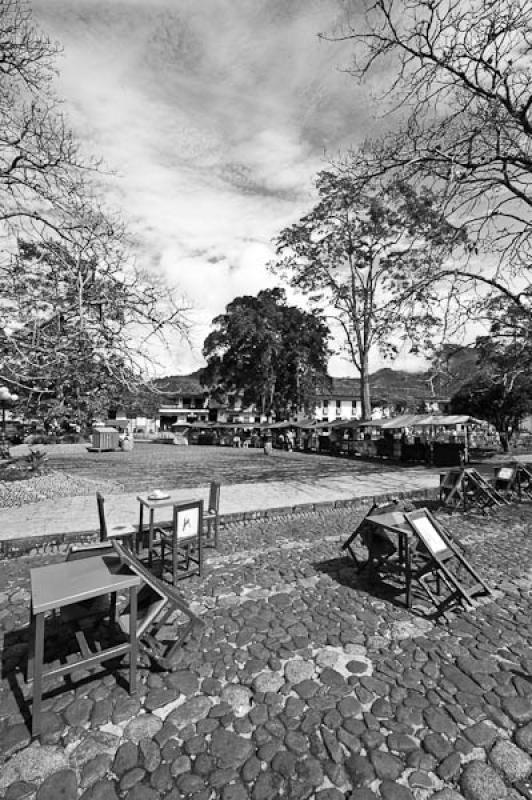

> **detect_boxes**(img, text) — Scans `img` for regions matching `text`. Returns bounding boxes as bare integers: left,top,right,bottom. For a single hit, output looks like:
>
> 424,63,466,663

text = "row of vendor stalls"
172,414,500,465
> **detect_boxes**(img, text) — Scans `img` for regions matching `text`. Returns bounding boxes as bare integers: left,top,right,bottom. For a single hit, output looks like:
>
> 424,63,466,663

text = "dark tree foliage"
202,288,330,419
450,310,532,448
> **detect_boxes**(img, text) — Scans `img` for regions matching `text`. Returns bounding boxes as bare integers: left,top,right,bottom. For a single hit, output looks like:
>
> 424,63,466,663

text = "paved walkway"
2,452,530,548
0,466,441,546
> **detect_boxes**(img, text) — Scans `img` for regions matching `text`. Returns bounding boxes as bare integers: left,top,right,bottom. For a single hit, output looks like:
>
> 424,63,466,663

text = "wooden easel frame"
494,461,532,499
405,508,491,614
440,467,508,511
111,541,203,670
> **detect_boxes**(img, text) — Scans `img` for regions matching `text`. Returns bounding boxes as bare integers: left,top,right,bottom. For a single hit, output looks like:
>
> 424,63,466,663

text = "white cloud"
29,0,388,376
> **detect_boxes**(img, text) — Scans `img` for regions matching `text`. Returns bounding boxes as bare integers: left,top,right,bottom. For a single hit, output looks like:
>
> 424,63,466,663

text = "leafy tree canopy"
202,288,330,419
450,308,532,447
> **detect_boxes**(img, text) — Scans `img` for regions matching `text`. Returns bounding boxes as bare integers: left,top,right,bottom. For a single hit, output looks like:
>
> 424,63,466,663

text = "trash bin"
91,427,119,451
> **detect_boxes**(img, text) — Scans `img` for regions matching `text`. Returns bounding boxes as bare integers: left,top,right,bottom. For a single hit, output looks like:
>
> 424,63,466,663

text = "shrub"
25,448,48,474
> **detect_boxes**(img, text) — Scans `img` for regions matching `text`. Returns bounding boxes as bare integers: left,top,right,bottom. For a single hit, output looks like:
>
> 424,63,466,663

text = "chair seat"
107,523,138,539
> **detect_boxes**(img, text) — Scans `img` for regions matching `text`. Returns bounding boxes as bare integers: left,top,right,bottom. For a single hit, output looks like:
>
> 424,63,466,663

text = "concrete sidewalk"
0,466,441,550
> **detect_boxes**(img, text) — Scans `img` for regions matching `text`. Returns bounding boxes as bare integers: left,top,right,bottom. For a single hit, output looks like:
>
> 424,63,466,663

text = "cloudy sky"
31,0,419,377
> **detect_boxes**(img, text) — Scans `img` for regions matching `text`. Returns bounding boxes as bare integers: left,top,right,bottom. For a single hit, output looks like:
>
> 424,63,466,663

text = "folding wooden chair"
110,541,203,670
203,481,221,548
97,492,138,548
494,462,532,500
405,508,491,616
155,500,204,585
440,468,508,511
65,541,203,670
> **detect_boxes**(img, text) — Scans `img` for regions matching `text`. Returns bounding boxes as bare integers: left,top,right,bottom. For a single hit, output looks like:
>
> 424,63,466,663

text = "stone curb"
0,487,438,559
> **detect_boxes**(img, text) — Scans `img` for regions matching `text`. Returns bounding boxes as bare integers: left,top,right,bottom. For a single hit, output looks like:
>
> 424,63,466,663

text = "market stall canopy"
292,419,319,430
212,422,264,429
332,419,368,430
378,414,487,429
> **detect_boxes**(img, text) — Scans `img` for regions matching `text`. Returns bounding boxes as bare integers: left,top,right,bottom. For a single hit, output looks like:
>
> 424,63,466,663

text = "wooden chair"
65,541,203,670
96,492,138,548
203,481,221,548
440,468,508,511
494,462,532,499
155,500,204,585
405,507,491,615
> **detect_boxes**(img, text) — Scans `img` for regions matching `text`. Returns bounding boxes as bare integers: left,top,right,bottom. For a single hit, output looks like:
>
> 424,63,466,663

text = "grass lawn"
45,442,401,492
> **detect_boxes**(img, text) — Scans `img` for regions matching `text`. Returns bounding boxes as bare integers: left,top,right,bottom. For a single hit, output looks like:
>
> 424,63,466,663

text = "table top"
368,510,412,536
137,492,196,510
30,556,140,614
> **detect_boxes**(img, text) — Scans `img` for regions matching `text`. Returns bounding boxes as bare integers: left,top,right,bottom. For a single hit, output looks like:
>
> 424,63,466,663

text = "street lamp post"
0,386,18,458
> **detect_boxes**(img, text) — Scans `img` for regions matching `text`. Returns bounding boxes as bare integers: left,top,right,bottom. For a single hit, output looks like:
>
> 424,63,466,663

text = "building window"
336,400,341,415
323,399,329,409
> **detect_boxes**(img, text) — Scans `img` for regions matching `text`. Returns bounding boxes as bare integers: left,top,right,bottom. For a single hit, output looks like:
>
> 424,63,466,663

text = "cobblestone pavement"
0,501,531,800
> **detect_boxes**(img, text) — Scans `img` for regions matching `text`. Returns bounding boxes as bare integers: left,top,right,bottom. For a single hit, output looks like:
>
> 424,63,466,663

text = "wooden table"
28,556,140,738
350,509,415,608
137,492,193,566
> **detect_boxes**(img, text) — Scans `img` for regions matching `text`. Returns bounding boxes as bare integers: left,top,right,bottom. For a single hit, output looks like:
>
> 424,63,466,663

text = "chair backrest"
208,482,220,514
111,541,201,632
96,492,107,540
405,508,452,559
172,499,204,542
496,465,516,483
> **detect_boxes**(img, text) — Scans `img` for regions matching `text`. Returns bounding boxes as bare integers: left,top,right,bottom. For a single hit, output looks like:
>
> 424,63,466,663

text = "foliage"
24,447,48,473
202,288,330,419
0,2,189,428
1,239,188,428
450,318,532,446
326,0,532,320
451,374,532,448
0,449,49,482
272,172,461,418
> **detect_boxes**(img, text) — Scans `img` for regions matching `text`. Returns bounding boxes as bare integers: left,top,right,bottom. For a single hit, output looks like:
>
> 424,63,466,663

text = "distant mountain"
153,370,206,397
149,348,478,410
326,348,478,407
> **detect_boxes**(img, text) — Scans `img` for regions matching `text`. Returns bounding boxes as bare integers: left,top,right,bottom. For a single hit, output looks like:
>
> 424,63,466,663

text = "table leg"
138,505,144,555
26,604,35,682
404,537,412,609
198,526,203,577
172,526,178,586
32,612,45,738
148,510,154,568
110,591,117,624
129,585,138,695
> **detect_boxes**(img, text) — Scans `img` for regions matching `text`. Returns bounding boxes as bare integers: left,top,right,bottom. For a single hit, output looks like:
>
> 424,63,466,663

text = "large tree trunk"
360,352,371,420
499,430,510,453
